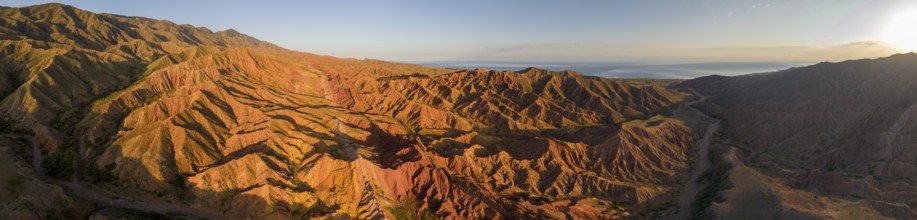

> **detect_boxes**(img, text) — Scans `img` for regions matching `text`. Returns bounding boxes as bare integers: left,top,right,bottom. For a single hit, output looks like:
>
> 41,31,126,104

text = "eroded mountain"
0,4,707,219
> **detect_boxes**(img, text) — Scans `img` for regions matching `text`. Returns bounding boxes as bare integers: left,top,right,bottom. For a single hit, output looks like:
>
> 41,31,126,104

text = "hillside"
0,4,705,219
681,53,917,219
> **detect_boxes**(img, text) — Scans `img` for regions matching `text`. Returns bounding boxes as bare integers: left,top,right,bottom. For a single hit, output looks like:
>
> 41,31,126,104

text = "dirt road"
669,89,721,220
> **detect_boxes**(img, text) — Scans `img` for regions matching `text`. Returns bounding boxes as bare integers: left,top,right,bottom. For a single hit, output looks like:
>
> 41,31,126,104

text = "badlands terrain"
0,3,913,220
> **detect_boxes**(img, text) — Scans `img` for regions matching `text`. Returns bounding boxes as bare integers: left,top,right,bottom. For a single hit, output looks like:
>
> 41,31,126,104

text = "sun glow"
884,10,917,51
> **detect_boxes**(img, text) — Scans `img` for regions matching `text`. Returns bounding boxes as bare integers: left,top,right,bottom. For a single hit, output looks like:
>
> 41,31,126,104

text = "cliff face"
681,54,917,219
0,4,701,219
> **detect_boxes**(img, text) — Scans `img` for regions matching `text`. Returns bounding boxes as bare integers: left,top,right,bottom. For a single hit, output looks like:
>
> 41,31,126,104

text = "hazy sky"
2,0,913,63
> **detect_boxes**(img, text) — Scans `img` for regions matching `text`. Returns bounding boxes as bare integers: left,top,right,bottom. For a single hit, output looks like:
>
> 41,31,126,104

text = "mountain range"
0,3,913,220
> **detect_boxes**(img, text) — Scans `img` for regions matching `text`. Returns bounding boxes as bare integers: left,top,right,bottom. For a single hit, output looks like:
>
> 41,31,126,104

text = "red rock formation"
0,3,700,219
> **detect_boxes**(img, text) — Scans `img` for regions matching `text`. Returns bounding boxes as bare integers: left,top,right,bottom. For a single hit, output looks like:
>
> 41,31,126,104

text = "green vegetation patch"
385,198,435,220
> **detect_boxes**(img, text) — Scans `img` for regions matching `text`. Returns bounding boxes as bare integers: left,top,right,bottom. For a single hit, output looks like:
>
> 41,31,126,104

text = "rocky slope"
0,4,704,219
681,53,917,219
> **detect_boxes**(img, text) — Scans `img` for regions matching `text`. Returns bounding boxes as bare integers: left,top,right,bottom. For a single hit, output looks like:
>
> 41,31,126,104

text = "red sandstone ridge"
0,3,703,219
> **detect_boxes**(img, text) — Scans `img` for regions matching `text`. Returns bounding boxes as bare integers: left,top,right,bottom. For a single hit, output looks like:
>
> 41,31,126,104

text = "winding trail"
669,89,721,220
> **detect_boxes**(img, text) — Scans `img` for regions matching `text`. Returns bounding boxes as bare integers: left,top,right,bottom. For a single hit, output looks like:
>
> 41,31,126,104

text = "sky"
1,0,914,64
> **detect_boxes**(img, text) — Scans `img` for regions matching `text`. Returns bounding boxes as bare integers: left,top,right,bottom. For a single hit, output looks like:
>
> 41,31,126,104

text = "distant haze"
0,0,913,63
420,61,809,79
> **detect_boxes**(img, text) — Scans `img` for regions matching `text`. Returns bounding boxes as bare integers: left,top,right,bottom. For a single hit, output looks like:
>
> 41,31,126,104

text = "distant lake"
417,61,810,79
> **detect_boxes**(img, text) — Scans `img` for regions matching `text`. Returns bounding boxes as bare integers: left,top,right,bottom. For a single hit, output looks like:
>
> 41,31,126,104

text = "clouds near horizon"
1,0,913,63
439,41,903,63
